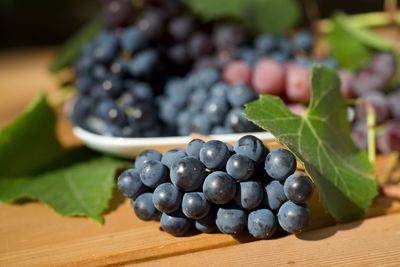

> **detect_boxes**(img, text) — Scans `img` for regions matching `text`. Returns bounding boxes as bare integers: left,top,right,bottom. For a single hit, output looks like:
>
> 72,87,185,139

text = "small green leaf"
0,157,128,223
49,16,102,73
0,94,67,177
245,65,378,222
241,0,300,35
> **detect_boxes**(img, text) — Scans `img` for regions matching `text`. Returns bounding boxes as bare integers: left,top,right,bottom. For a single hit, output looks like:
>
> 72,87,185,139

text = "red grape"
252,58,285,95
223,60,251,85
338,70,353,99
285,64,311,103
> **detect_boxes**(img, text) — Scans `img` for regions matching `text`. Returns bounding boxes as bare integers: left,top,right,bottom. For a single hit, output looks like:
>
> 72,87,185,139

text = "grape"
170,156,206,191
102,74,123,97
252,59,285,95
76,76,93,95
210,82,230,98
227,83,258,108
369,53,396,82
135,150,162,172
138,9,165,40
188,88,208,112
182,192,211,219
71,97,92,125
284,173,314,204
132,193,160,221
101,0,133,28
215,205,247,234
195,210,217,233
199,140,230,170
226,154,254,181
254,34,277,53
160,211,193,236
388,90,400,119
338,70,353,99
110,59,127,76
93,32,118,63
376,121,400,153
351,122,368,150
286,64,311,103
117,168,147,200
265,149,296,181
128,49,158,78
187,68,220,90
186,139,205,159
351,70,386,97
203,97,229,124
190,113,212,135
161,149,187,169
120,26,147,53
126,102,157,128
355,92,390,125
278,201,311,234
247,209,277,239
128,82,154,102
188,32,213,59
152,183,182,213
212,23,246,51
234,180,264,210
167,44,190,66
264,180,287,211
240,47,259,67
222,60,251,85
203,171,236,204
96,99,128,127
211,126,231,135
140,160,169,188
168,16,194,42
224,108,257,133
234,135,267,165
292,30,313,52
92,64,107,81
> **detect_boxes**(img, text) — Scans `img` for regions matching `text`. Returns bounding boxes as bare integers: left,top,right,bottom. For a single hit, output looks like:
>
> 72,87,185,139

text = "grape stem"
365,102,376,167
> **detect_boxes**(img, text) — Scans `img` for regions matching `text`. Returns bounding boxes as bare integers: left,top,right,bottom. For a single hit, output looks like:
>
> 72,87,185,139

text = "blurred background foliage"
0,0,391,49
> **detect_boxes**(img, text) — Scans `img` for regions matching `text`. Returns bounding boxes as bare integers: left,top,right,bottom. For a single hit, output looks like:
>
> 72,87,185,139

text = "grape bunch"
117,135,314,238
158,68,261,136
344,53,400,153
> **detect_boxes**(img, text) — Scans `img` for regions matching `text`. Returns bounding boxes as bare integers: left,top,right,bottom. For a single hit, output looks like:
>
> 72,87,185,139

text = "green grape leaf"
184,0,300,35
0,157,127,223
183,0,245,19
241,0,301,35
49,16,102,73
0,94,130,222
0,94,67,177
245,65,378,222
326,13,393,70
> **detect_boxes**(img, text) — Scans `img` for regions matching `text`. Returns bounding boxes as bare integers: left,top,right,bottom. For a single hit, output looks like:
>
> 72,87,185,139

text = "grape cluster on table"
117,135,314,238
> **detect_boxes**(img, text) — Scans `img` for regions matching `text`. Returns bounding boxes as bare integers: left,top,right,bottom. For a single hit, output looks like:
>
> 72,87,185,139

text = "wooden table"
0,49,399,267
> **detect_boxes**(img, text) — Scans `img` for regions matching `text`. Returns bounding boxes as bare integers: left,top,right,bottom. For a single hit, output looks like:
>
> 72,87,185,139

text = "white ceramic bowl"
73,126,276,159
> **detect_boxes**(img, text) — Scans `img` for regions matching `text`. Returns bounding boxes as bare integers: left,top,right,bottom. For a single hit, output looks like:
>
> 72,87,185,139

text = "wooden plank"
140,213,400,267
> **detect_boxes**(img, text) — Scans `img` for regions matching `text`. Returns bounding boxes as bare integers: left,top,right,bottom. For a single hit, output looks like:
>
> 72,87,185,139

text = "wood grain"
140,213,400,267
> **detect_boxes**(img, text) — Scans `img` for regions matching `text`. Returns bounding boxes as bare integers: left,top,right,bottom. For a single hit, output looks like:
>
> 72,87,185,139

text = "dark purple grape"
100,0,134,28
212,23,246,51
376,121,400,153
138,9,165,40
188,32,213,59
168,16,194,42
369,53,396,82
355,92,390,125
